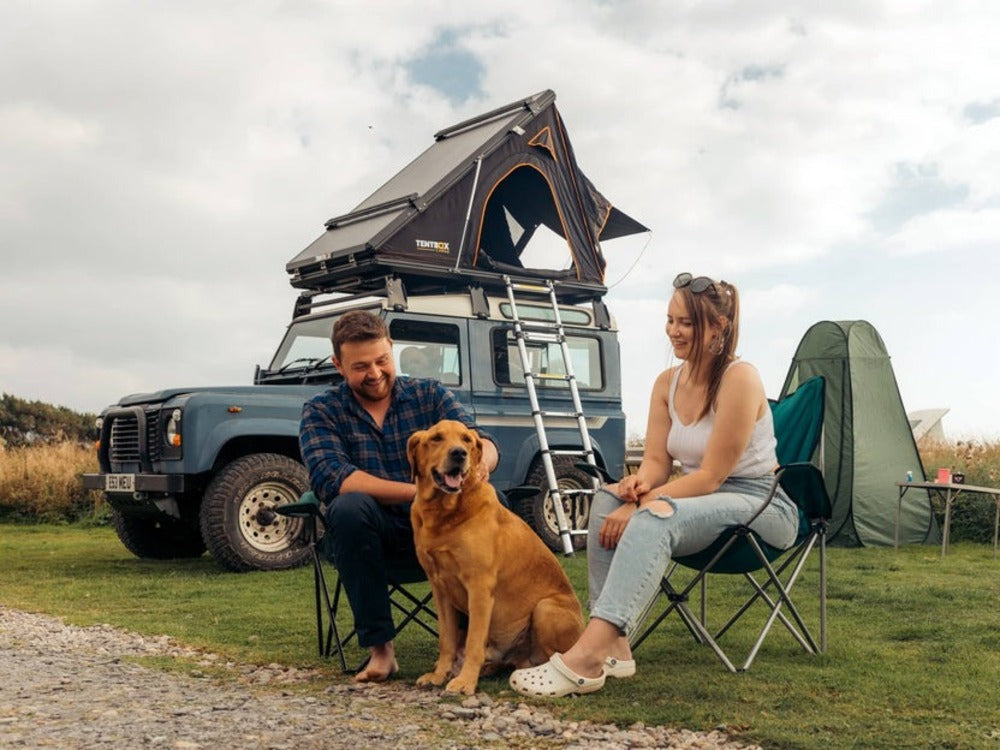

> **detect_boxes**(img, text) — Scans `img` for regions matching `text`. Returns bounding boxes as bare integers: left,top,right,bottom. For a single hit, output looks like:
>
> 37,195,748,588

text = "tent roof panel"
356,110,526,213
288,209,407,268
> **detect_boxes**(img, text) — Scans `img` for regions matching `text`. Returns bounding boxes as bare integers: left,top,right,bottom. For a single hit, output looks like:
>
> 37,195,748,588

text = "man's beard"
353,374,392,403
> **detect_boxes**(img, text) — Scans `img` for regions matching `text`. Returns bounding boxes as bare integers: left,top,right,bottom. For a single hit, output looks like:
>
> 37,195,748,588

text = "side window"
491,329,602,389
389,319,461,387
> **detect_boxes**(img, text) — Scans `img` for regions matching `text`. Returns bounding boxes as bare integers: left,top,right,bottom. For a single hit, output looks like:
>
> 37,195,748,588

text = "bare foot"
354,642,399,683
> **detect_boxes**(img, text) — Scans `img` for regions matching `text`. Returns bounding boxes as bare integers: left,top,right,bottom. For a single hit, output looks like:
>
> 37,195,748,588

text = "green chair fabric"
629,375,831,671
275,491,437,673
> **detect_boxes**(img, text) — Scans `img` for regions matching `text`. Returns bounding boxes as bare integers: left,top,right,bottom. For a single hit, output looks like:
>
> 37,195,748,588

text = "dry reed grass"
0,441,104,522
917,438,1000,543
2,439,998,537
918,437,1000,485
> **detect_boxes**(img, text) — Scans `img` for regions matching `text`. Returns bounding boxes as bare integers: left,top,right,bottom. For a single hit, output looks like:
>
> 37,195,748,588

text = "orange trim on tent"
597,205,613,237
527,126,558,162
471,162,581,280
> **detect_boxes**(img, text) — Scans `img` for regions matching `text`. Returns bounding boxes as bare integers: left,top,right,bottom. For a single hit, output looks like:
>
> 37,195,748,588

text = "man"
299,309,500,682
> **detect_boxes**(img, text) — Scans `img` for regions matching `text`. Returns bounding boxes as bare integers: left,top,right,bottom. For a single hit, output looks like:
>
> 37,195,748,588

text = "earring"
709,333,725,356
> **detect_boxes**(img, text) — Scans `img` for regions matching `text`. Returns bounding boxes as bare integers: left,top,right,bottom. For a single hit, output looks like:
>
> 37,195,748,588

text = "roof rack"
290,274,611,326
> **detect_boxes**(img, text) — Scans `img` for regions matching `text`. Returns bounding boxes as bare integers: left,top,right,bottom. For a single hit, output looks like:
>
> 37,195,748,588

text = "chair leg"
716,542,811,649
631,536,742,656
387,583,437,638
319,570,352,673
819,528,827,653
738,535,821,671
631,571,738,672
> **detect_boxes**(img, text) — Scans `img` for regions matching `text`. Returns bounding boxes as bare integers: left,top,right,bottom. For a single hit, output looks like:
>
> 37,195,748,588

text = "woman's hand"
607,474,649,504
598,503,637,549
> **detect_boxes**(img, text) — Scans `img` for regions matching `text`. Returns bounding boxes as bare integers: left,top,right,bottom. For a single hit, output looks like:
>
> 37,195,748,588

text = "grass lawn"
1,524,998,749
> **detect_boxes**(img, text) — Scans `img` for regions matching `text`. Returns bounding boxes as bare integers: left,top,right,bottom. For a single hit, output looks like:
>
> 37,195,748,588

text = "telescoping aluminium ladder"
503,276,601,556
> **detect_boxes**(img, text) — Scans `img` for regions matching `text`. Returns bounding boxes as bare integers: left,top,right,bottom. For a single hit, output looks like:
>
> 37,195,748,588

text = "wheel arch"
511,434,612,485
210,434,303,475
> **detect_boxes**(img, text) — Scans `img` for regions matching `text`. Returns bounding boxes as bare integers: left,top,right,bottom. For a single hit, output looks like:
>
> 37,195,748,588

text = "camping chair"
274,492,437,673
584,375,831,672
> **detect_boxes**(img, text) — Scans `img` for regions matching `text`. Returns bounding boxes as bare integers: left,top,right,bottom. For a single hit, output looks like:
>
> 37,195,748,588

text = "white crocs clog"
603,656,636,678
509,653,606,698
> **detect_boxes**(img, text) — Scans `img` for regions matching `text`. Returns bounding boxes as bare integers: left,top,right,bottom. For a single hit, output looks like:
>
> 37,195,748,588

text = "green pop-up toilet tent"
780,320,940,547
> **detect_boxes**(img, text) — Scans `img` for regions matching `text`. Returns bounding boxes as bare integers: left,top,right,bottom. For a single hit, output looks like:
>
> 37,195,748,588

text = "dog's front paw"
444,675,478,695
416,670,448,688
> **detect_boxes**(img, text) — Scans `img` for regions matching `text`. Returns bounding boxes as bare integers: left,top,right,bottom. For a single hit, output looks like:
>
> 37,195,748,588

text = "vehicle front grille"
109,410,161,463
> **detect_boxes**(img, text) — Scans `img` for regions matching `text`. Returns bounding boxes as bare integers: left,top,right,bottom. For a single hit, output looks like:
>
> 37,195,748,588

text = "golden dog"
407,419,585,695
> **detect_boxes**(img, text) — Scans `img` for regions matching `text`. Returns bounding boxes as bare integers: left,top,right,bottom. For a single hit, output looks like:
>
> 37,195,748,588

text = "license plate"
105,474,135,492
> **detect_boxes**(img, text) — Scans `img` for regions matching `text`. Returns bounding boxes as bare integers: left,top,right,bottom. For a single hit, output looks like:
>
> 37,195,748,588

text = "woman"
509,272,800,697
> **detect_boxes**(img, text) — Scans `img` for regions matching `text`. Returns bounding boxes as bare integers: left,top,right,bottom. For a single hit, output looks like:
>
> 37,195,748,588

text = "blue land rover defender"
82,89,645,570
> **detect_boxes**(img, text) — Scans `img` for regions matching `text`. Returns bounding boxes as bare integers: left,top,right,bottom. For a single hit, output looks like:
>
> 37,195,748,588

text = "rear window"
491,328,602,389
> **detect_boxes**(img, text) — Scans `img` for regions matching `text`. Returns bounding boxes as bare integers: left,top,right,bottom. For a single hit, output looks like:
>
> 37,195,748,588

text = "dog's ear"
470,428,483,469
407,430,426,480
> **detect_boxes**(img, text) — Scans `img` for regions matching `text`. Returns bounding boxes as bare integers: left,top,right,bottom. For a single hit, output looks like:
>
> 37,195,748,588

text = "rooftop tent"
780,320,941,547
285,90,648,302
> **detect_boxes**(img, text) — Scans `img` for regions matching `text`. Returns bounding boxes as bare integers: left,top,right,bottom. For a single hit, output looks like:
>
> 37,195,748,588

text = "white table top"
896,480,1000,496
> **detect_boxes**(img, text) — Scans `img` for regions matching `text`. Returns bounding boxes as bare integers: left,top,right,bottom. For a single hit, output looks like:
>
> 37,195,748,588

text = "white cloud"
0,1,998,439
886,208,1000,256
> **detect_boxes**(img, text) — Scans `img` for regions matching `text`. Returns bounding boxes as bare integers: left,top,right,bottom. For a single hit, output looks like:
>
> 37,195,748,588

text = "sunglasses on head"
673,272,717,295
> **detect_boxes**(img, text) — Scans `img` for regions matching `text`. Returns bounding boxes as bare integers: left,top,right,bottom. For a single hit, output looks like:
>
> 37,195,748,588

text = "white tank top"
666,361,777,479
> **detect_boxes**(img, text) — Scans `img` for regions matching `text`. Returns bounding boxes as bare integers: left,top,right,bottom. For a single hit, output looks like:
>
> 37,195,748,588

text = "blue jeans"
586,477,800,635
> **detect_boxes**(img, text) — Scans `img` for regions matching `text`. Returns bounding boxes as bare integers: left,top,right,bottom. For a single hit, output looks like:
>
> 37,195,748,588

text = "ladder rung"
520,331,562,343
550,449,590,456
555,488,597,497
508,281,551,294
535,372,570,381
539,411,581,419
519,322,562,332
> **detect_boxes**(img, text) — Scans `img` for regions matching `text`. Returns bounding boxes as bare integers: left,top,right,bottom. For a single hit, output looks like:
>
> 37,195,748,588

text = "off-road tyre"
111,509,206,559
199,453,311,572
520,455,596,552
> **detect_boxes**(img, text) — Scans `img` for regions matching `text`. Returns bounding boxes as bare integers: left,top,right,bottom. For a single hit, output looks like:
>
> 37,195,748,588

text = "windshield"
268,311,364,371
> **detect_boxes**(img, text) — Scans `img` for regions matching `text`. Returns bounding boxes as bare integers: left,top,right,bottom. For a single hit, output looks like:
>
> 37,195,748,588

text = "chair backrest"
673,376,829,573
770,375,825,466
769,376,832,522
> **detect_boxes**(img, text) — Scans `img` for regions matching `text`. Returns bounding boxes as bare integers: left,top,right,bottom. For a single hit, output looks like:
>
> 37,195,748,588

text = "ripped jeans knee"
638,497,675,518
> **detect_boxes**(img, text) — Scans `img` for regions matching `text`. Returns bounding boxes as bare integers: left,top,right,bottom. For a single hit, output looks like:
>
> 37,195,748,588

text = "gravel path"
0,606,760,749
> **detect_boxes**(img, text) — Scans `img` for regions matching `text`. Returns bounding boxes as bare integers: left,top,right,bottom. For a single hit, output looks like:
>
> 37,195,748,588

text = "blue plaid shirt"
299,376,495,515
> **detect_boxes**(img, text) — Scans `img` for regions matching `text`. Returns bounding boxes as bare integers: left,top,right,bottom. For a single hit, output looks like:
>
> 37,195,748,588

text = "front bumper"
82,473,186,494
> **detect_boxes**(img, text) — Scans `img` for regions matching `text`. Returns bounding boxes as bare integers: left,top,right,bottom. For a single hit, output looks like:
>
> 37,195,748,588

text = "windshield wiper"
303,355,332,374
275,357,326,375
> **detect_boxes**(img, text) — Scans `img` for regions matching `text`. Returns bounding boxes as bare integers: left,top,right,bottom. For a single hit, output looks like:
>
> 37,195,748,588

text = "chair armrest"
273,490,323,519
777,463,832,520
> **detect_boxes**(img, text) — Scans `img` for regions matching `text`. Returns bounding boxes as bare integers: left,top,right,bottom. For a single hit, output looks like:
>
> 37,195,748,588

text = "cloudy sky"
2,1,997,441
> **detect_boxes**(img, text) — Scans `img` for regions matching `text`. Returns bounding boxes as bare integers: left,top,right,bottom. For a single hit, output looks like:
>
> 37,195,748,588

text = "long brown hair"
676,278,740,420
